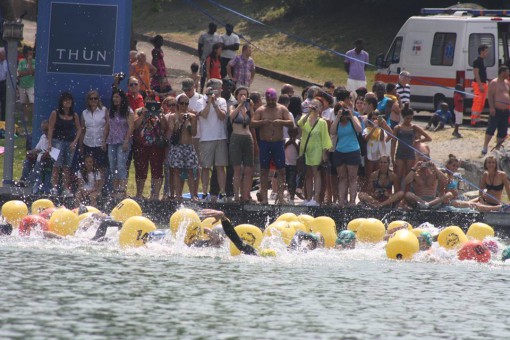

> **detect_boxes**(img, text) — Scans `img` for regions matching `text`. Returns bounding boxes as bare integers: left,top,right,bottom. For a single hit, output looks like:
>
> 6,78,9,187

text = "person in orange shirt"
130,51,156,98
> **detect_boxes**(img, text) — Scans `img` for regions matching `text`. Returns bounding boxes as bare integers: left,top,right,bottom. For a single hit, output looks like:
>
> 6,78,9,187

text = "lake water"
1,232,510,339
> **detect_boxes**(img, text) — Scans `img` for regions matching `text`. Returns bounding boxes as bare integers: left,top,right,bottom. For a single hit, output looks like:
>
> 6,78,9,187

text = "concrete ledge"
134,32,318,89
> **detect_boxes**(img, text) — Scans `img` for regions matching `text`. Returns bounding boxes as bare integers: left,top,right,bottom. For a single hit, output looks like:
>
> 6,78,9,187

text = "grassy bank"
132,0,408,87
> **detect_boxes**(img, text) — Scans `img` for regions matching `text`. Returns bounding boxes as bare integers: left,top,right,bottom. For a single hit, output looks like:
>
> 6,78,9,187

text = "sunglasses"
179,102,189,105
167,103,176,107
129,83,139,87
89,97,99,101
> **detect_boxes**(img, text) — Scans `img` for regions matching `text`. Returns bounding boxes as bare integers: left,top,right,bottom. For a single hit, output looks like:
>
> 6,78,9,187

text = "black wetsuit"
91,219,123,241
221,218,257,255
0,223,12,236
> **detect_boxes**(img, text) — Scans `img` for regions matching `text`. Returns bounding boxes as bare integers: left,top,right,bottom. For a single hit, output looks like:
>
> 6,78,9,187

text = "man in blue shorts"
251,88,294,204
483,66,510,154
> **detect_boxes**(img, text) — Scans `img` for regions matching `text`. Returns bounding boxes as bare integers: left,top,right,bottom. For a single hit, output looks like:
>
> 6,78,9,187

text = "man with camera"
403,157,451,209
198,78,228,202
168,95,198,201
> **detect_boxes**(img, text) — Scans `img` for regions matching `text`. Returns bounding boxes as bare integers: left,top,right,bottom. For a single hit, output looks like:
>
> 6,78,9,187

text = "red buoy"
457,240,491,263
19,215,49,236
39,207,57,220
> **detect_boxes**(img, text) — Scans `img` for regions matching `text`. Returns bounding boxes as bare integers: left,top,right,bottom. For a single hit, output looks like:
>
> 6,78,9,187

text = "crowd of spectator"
11,24,510,212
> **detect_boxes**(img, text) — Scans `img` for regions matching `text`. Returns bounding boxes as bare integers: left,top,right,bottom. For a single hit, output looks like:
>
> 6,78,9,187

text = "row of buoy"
0,200,506,262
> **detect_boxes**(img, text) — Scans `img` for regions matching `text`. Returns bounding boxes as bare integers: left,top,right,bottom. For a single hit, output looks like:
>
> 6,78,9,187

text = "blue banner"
33,0,132,142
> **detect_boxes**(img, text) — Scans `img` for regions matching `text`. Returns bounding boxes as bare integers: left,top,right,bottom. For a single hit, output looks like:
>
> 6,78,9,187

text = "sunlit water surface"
1,228,510,339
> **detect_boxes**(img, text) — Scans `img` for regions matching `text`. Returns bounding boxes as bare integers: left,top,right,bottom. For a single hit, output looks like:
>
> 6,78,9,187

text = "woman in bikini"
358,156,404,208
453,155,510,211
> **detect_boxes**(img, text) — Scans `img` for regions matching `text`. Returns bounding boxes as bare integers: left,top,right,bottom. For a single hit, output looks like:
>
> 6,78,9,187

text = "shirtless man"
482,66,510,153
403,160,452,209
251,88,294,204
168,96,199,201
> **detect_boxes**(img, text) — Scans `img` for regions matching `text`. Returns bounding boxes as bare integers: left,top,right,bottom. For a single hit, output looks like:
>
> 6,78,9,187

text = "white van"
375,8,510,113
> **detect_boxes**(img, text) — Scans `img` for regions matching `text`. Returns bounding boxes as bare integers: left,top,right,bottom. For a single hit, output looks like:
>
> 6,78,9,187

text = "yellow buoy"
297,214,314,232
347,218,366,233
260,248,277,257
288,221,307,233
276,212,299,223
169,208,202,246
48,208,79,236
386,229,420,260
31,199,54,215
201,217,221,230
357,218,385,243
1,200,29,228
309,216,337,248
411,228,425,238
119,216,157,248
78,212,94,222
466,222,494,241
230,224,263,256
110,199,142,223
263,221,297,245
437,226,468,249
387,220,413,235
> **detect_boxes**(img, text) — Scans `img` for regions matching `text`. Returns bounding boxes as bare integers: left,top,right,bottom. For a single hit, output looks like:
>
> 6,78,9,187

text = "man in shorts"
483,66,510,154
251,88,294,204
168,95,199,201
198,79,228,202
344,39,369,92
17,46,35,124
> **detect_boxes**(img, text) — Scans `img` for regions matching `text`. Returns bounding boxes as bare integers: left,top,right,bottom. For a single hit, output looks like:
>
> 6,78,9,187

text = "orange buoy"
19,215,49,236
457,240,491,263
39,207,57,220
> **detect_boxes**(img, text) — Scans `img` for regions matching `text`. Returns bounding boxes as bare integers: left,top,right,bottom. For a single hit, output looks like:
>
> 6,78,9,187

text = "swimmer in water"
200,209,326,254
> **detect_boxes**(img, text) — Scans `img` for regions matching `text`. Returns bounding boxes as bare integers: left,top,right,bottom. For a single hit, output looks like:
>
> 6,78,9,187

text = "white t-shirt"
285,138,299,166
77,171,101,192
198,33,221,61
283,110,296,139
35,134,49,162
321,108,335,121
220,33,240,59
198,96,228,141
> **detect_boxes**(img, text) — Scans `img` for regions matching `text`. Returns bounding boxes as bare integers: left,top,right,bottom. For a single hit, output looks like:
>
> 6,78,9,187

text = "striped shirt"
396,83,411,104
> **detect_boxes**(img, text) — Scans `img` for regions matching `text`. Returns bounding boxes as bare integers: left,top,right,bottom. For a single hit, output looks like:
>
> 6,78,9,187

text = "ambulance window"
431,33,456,66
468,34,495,67
385,37,402,66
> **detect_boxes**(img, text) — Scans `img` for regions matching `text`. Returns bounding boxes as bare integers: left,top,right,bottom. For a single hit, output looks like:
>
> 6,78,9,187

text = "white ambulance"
375,8,510,113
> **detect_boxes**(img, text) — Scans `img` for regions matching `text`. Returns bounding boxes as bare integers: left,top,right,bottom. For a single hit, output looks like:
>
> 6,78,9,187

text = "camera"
113,72,125,81
341,109,350,116
206,88,214,96
183,113,191,120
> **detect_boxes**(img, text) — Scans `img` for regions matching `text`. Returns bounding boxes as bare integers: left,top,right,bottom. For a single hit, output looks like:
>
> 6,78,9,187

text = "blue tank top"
336,121,360,153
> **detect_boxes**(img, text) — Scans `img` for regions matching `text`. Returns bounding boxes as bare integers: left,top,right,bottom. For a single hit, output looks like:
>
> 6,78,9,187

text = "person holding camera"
228,86,256,203
168,96,198,201
330,104,362,207
403,159,451,210
133,102,168,199
198,79,228,202
297,98,332,206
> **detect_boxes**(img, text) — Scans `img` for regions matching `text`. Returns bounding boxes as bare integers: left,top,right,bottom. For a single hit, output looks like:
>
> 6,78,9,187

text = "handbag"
296,118,319,175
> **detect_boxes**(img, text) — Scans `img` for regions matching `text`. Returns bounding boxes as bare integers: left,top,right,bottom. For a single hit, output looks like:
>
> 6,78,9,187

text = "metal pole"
2,20,23,186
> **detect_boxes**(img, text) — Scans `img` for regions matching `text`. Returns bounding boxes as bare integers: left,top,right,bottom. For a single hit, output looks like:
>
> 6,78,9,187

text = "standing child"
452,84,464,138
284,127,300,204
151,35,167,89
75,155,103,207
190,62,200,92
